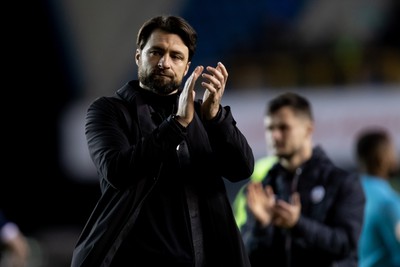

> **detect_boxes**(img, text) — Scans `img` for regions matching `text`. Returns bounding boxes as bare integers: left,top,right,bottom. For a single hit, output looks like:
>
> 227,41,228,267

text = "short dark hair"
356,128,390,170
266,92,313,121
136,15,197,61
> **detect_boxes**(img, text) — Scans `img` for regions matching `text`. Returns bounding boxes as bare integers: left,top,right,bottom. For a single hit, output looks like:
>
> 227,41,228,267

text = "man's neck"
281,144,313,172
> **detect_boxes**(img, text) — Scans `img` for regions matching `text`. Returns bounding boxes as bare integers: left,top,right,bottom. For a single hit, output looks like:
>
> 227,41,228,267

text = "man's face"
135,29,191,95
264,106,312,159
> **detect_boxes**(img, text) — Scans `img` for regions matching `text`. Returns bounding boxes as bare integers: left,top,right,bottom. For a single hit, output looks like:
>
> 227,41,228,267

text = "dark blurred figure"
355,127,400,267
236,92,366,267
0,210,30,267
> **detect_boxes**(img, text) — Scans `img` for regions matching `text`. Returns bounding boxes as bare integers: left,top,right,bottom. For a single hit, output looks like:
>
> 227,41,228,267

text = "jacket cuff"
204,105,225,124
155,115,187,149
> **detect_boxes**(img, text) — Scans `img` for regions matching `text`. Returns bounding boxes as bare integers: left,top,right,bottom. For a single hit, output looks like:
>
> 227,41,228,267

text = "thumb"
183,66,203,94
190,66,203,86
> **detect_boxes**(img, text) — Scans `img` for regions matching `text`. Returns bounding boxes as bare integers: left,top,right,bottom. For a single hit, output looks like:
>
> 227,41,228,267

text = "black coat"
243,146,365,267
71,81,254,267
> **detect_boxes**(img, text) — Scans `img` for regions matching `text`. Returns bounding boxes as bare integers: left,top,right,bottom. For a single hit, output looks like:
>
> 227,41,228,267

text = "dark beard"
276,149,294,160
139,70,180,95
278,153,292,160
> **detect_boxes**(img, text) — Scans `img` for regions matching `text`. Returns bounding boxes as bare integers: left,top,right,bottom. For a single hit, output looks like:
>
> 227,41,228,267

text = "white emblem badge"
310,186,325,203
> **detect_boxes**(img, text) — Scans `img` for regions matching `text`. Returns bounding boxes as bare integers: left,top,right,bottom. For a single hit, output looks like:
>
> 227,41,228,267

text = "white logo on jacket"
310,186,325,203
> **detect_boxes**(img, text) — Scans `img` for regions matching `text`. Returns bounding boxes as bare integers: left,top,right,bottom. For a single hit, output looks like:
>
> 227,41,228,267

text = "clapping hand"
247,182,301,229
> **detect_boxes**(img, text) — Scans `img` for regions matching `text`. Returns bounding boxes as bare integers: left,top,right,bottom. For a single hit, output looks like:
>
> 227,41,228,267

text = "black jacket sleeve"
203,105,255,182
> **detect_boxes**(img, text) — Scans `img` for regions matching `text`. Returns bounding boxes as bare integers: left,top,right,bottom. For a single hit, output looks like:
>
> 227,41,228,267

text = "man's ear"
306,120,314,137
307,120,314,135
135,49,141,65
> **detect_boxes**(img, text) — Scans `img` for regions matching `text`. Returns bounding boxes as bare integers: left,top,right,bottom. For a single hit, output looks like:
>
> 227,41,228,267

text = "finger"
216,62,228,82
201,75,220,93
193,65,204,78
182,66,203,101
205,65,224,81
291,192,301,206
276,199,290,206
202,65,224,90
189,66,204,88
253,182,264,195
247,183,261,200
247,182,258,195
275,200,291,212
265,185,274,195
274,204,290,219
247,184,256,204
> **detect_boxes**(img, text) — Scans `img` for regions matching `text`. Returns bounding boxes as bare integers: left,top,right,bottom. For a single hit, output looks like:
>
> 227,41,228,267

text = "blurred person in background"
355,127,400,267
0,210,30,267
70,15,254,267
235,92,365,267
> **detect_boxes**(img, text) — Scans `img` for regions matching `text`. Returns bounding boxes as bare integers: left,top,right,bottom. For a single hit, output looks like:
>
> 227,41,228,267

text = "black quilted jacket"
243,146,365,267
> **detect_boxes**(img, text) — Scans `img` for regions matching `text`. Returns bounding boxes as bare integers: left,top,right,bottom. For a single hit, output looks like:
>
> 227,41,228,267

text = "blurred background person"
355,127,400,267
0,210,30,267
236,92,365,267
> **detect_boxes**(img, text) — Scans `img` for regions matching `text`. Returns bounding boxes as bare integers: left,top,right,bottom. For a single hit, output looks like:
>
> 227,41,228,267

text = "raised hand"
273,192,301,228
247,183,276,227
200,62,228,120
175,65,204,127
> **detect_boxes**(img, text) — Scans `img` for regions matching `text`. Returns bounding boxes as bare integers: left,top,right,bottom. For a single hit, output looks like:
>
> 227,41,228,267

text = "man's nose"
158,55,171,69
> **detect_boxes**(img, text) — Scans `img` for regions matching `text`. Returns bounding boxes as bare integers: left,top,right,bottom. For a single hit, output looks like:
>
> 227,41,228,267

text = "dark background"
3,1,100,233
